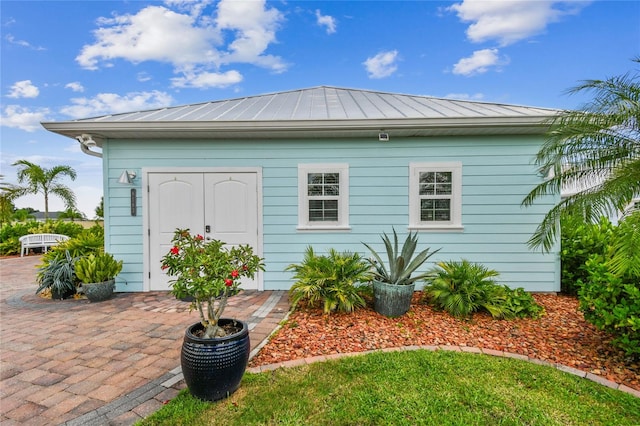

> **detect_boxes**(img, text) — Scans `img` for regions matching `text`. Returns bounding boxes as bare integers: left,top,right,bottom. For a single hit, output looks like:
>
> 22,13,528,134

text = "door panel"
204,173,259,290
149,173,204,291
148,172,259,291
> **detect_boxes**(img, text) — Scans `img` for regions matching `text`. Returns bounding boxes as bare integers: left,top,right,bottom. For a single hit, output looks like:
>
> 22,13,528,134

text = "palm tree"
523,59,640,252
59,207,86,221
11,160,78,220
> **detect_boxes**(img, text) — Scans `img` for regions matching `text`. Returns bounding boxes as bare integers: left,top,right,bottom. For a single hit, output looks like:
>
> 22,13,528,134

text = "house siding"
103,135,559,293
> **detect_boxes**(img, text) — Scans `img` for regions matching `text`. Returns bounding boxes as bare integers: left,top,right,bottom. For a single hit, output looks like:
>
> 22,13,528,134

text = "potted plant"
36,250,78,300
75,252,123,302
160,228,264,401
363,228,439,317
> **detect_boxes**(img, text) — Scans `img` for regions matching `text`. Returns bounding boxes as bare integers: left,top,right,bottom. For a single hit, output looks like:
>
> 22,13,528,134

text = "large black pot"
181,319,250,401
82,279,115,303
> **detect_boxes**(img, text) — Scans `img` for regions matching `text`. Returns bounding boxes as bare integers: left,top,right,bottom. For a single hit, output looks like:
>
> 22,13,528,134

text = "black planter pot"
181,319,250,401
82,279,115,302
373,280,415,317
51,286,76,300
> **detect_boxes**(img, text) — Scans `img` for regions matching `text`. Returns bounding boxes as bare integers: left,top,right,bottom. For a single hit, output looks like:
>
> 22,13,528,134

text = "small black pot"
181,319,250,401
51,286,76,300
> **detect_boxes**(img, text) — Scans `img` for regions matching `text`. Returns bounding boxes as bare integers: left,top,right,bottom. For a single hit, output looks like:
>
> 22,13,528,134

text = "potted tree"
75,252,123,302
363,228,439,317
160,229,264,401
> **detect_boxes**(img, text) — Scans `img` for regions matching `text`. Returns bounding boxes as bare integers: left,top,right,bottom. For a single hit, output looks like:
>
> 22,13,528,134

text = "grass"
139,349,640,426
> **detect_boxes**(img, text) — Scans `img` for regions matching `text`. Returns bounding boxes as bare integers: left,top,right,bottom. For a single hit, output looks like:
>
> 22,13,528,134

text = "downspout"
75,134,102,158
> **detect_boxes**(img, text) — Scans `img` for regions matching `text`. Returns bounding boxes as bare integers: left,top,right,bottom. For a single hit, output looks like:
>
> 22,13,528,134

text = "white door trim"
142,167,264,292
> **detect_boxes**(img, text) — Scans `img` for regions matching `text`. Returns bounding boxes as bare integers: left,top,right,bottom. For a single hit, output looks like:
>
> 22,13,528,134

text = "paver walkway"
0,255,289,425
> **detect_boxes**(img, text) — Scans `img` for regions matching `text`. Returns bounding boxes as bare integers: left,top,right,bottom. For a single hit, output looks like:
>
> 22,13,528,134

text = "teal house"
43,87,560,293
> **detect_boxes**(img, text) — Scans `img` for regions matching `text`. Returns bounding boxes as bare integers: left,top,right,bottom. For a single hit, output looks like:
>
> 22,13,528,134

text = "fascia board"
42,115,556,142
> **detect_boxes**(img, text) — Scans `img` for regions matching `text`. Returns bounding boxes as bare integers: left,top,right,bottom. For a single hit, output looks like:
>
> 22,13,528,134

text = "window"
298,164,349,230
409,162,462,230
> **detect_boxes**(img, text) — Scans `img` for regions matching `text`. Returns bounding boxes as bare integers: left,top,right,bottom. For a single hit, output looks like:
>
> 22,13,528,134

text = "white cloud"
215,0,286,71
1,105,50,131
363,50,399,79
315,10,337,34
171,69,242,88
76,6,220,70
65,82,85,92
137,72,152,82
76,0,286,88
59,90,174,118
452,48,509,76
164,0,215,17
444,93,485,101
4,34,46,50
7,80,39,98
448,0,591,46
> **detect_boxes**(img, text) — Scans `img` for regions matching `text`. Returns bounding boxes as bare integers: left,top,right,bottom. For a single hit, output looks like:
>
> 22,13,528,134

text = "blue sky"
1,0,638,218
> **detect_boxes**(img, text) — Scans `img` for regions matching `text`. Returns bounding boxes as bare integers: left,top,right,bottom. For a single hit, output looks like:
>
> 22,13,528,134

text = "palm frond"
524,60,640,251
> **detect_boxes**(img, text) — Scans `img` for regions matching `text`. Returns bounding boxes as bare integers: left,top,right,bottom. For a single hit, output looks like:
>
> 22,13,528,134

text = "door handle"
205,225,211,233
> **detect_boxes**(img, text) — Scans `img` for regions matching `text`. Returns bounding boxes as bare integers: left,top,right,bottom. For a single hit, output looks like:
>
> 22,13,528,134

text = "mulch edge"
246,344,640,399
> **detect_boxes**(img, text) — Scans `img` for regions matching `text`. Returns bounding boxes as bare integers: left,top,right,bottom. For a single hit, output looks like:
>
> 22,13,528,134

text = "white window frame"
409,162,463,231
297,164,350,231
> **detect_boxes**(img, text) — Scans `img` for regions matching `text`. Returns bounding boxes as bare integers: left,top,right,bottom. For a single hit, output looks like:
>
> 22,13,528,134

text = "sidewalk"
0,255,289,425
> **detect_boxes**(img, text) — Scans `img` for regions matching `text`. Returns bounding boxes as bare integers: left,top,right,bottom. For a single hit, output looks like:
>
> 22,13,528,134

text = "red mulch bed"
250,293,640,391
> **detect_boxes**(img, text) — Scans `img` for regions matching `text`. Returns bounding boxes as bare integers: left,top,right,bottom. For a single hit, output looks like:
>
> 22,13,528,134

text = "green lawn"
140,350,640,426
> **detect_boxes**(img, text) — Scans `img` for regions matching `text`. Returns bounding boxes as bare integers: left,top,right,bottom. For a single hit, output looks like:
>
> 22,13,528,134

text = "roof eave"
41,115,555,145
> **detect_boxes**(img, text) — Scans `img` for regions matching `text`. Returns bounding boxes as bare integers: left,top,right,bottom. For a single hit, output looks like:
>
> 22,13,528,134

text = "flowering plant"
160,229,265,338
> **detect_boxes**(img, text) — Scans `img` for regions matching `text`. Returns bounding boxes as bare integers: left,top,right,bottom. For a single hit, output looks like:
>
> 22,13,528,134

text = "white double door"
148,172,259,291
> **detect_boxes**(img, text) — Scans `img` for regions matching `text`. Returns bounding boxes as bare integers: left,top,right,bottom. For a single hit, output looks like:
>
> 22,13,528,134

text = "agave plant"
363,228,439,286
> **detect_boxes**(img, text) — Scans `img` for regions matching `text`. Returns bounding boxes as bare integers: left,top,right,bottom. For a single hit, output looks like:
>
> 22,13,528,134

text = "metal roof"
42,86,562,143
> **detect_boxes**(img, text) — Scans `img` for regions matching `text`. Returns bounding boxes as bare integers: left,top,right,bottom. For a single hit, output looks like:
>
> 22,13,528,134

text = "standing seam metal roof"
75,86,559,123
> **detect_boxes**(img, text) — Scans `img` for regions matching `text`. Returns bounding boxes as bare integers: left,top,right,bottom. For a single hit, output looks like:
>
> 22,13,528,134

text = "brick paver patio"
0,255,289,425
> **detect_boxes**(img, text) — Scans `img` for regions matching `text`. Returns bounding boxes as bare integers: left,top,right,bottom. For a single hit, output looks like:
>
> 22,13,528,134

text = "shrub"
423,260,543,319
423,260,506,318
32,220,84,238
0,220,40,255
75,252,123,284
286,247,371,314
578,212,640,358
560,214,615,295
41,225,104,263
0,220,87,256
502,287,545,319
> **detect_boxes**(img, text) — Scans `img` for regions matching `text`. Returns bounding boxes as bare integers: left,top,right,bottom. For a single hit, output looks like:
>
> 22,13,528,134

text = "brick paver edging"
246,345,640,399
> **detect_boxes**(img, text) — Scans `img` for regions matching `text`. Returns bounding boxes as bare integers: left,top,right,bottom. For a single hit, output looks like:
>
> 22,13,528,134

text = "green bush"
560,214,615,295
423,260,543,319
286,247,371,314
0,220,40,255
578,212,640,358
75,252,123,283
41,225,104,263
502,287,545,319
34,220,85,239
0,220,87,256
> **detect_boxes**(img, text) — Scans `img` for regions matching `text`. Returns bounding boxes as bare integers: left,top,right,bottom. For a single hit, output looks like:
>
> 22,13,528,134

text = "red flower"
161,265,168,270
170,246,180,255
195,234,204,241
242,265,248,271
225,279,233,287
231,270,239,278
